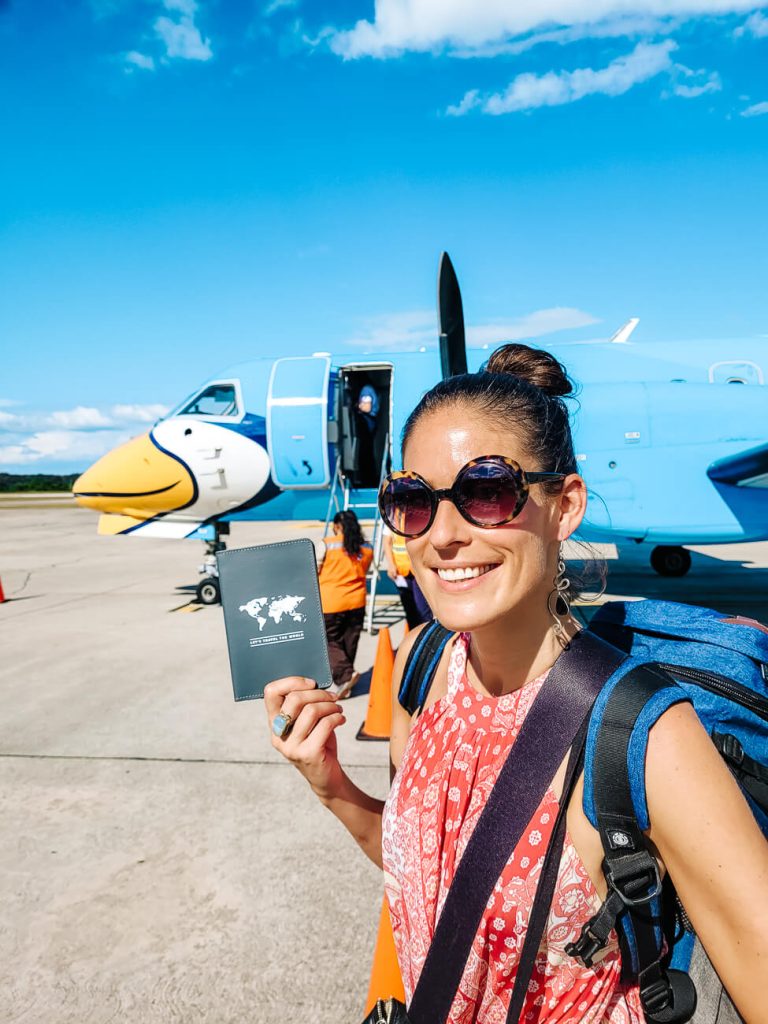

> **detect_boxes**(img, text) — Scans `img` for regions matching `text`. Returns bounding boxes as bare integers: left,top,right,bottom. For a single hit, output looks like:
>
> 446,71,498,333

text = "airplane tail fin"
707,442,768,488
609,317,640,344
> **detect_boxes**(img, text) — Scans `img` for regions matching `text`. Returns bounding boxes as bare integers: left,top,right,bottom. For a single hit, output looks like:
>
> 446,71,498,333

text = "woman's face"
402,404,585,635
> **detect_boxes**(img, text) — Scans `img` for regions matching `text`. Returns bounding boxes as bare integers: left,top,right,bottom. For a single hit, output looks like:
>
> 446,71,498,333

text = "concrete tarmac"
1,502,767,1024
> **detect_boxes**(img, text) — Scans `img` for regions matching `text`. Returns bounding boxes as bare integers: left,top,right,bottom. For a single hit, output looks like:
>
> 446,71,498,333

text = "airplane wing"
707,441,768,488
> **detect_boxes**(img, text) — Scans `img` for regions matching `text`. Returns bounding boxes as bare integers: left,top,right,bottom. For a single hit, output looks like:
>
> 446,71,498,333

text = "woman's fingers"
294,710,346,760
271,702,345,763
279,687,340,724
279,700,345,750
263,676,317,718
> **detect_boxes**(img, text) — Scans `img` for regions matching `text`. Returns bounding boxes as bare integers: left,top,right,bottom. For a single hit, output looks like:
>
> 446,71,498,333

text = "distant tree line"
0,473,81,492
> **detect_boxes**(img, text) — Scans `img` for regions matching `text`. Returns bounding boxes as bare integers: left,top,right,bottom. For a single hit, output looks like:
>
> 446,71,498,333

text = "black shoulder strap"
398,620,455,715
407,630,625,1024
505,712,590,1022
569,665,697,1024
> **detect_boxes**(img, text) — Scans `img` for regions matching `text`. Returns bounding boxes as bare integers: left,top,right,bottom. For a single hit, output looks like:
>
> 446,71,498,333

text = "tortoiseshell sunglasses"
378,456,565,538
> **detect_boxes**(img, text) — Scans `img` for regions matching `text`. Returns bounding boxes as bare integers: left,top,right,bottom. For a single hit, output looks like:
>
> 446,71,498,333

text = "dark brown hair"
402,343,577,487
333,509,366,558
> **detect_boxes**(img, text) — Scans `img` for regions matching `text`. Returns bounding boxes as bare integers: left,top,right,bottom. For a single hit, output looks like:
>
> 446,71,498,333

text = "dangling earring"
547,549,571,649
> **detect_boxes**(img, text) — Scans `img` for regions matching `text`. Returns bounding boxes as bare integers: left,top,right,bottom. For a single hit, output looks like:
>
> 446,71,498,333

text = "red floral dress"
382,633,645,1023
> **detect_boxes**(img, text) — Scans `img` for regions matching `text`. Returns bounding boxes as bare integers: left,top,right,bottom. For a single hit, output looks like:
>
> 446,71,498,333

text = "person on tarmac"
268,344,768,1023
382,526,431,630
316,509,373,700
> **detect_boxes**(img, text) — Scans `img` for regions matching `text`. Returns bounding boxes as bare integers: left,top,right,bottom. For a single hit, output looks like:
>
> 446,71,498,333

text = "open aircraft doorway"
335,364,393,492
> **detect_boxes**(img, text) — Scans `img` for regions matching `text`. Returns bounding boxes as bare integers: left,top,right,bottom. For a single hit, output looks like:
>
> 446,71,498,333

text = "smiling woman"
263,344,768,1024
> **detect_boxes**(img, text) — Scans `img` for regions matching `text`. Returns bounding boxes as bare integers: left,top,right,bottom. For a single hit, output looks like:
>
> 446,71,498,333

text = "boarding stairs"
323,437,393,633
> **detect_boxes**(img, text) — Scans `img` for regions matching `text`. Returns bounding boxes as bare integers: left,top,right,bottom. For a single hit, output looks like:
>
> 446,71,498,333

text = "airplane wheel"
197,577,221,605
650,546,691,577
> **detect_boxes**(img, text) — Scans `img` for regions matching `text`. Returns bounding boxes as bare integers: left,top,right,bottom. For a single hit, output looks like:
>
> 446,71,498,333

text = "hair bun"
485,343,573,398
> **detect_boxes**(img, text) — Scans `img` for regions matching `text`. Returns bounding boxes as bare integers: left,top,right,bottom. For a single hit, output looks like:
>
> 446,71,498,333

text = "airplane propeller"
438,251,468,379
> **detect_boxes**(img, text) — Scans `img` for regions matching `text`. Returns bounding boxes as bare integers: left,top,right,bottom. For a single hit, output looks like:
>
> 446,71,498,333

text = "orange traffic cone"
363,897,406,1016
356,626,394,741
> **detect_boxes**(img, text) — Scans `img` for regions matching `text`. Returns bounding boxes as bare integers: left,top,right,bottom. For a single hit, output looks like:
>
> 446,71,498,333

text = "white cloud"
467,308,601,345
111,403,169,422
264,0,299,15
49,406,114,429
0,430,134,467
734,10,768,35
343,307,599,350
448,40,676,116
163,0,197,13
0,402,169,469
671,64,722,97
344,310,436,350
446,89,481,116
329,1,766,59
125,50,155,71
0,403,169,434
741,99,768,116
154,0,212,62
450,15,677,58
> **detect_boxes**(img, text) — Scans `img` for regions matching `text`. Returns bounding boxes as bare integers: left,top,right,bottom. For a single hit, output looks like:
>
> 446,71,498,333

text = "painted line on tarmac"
168,601,202,613
0,752,385,768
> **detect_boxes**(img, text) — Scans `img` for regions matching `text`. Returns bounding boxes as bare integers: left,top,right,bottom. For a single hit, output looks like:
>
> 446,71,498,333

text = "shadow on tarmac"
581,545,768,623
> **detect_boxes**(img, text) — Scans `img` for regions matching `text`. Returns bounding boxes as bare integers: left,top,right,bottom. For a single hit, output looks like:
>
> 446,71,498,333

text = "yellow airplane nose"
73,432,196,519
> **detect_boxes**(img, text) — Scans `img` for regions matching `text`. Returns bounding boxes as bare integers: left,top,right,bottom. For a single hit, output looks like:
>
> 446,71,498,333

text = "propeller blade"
438,251,468,379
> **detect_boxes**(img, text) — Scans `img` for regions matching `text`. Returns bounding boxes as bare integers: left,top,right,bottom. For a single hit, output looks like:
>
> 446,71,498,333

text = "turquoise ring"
272,711,294,740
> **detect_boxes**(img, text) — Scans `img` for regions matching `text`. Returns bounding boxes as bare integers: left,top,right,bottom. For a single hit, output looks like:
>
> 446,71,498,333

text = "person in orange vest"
382,526,432,630
316,510,373,699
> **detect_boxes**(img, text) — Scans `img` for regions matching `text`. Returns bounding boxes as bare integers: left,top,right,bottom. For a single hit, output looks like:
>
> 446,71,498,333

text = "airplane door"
267,356,333,489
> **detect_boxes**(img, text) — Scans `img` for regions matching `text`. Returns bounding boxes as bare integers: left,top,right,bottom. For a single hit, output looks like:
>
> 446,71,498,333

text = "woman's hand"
264,677,346,801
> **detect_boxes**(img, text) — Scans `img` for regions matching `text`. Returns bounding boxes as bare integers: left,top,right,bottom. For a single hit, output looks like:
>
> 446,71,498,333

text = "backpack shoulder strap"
408,630,625,1024
397,620,455,715
573,663,697,1024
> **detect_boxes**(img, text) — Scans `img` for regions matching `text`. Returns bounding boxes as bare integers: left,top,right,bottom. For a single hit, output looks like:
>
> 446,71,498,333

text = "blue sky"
1,0,767,473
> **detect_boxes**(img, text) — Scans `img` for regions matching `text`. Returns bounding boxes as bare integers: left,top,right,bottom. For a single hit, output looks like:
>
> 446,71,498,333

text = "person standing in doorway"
316,510,373,699
355,385,380,486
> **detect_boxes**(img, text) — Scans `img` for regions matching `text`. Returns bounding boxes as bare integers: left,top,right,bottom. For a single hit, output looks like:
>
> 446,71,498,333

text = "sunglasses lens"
381,477,433,536
458,462,521,525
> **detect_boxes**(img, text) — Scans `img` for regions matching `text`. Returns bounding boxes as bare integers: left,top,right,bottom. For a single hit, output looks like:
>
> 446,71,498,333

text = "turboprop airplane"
74,254,768,602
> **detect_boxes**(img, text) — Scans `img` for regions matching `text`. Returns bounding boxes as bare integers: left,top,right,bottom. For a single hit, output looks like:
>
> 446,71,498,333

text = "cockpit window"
179,384,238,417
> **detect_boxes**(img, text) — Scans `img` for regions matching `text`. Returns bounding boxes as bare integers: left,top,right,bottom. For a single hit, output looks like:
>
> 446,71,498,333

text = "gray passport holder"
217,538,333,701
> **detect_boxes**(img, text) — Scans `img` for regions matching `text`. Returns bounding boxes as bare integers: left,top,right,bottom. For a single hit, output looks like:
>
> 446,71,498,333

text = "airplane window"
179,384,238,417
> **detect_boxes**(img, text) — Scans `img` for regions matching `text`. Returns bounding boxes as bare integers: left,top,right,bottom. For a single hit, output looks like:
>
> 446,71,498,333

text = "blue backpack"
578,599,768,1023
398,602,768,1024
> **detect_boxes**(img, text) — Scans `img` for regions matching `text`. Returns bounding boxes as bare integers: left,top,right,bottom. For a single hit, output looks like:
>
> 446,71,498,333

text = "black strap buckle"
565,923,603,969
638,963,698,1024
715,732,744,766
640,967,672,1016
605,851,663,907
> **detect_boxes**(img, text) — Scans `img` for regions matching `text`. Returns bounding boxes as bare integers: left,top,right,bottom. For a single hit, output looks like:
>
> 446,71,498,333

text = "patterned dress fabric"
382,633,645,1023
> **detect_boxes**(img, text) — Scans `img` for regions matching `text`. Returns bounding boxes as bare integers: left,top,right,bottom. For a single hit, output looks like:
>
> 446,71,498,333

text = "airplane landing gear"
650,545,691,577
197,575,221,605
196,525,227,604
